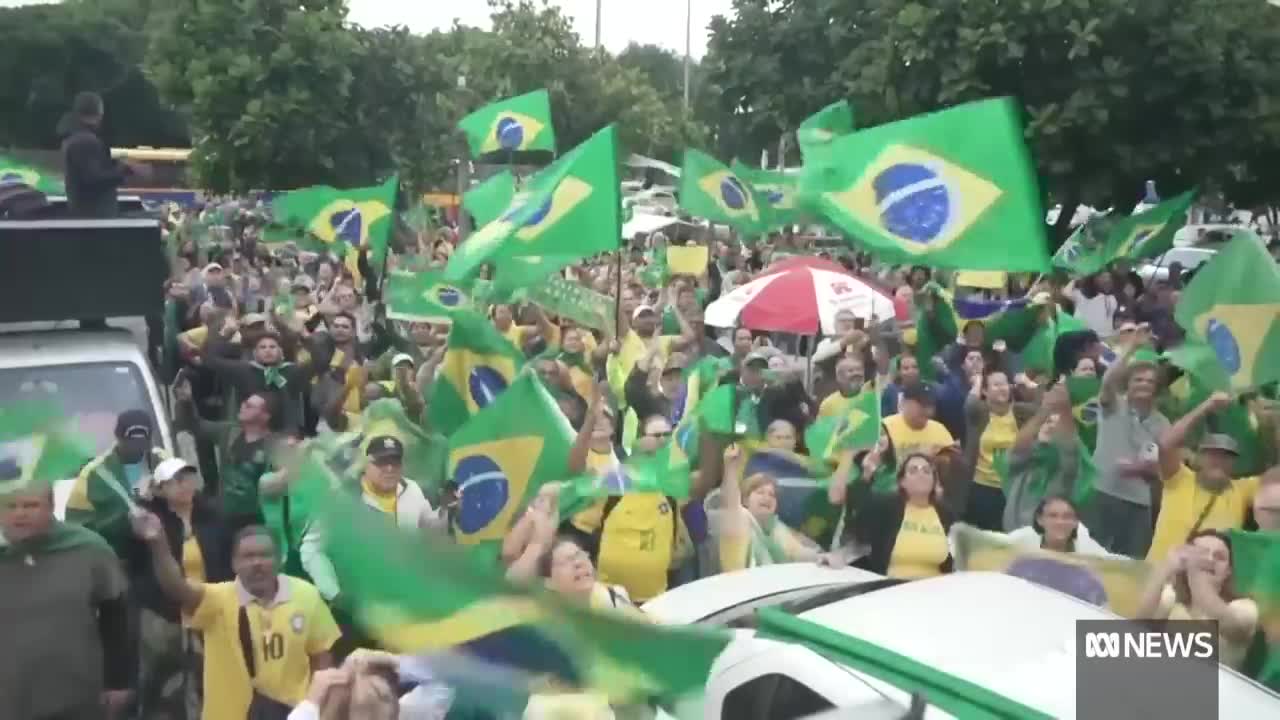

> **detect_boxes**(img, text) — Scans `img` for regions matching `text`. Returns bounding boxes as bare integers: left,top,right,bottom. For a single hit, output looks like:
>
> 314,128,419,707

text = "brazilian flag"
731,161,802,227
384,269,473,324
428,311,524,436
463,170,517,227
0,155,65,195
796,99,855,156
742,446,839,547
1067,376,1102,453
446,125,621,287
447,374,573,550
0,403,95,497
679,149,772,236
805,389,881,464
814,97,1050,272
456,89,556,157
270,176,398,267
1108,190,1196,262
559,441,691,518
1228,530,1280,693
1174,232,1280,392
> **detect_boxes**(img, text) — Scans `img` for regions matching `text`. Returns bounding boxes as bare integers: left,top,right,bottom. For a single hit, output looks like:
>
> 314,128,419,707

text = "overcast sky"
1,0,734,57
345,0,732,58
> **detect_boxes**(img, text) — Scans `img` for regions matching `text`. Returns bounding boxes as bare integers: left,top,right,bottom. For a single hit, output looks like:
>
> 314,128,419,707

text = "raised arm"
567,383,606,476
133,512,204,615
1157,391,1231,481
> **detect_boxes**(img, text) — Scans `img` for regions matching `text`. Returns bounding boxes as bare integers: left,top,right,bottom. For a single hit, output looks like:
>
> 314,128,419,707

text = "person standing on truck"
59,91,141,218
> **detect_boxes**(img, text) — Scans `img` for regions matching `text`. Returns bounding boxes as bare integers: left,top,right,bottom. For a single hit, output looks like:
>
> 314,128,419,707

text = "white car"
1136,246,1216,283
644,566,1280,719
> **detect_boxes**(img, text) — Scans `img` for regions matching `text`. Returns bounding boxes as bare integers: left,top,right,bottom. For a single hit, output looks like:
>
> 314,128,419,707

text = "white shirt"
1070,289,1117,337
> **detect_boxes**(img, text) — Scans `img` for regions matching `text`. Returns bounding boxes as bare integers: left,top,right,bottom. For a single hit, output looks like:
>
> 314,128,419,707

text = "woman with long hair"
710,444,821,572
1136,530,1259,670
823,449,954,578
1007,495,1109,556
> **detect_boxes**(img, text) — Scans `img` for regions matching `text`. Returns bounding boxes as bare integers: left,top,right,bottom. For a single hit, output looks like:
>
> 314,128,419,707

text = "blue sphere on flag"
496,117,526,151
521,197,553,228
766,190,785,206
719,176,749,210
454,455,509,533
329,208,362,245
1205,319,1241,373
873,163,950,244
1006,557,1108,607
600,468,632,493
435,286,463,307
468,366,509,408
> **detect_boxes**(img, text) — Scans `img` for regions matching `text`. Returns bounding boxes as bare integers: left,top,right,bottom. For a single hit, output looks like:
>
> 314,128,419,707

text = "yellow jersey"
596,494,681,603
974,411,1018,489
191,576,341,718
887,504,948,579
1147,466,1259,562
883,414,955,467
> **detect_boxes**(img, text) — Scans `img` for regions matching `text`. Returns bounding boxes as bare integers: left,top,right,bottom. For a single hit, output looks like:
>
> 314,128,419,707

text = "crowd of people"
3,92,1280,720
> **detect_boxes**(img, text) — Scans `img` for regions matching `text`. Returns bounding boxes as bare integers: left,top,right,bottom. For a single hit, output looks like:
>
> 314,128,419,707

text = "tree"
705,0,1280,243
0,3,187,151
146,0,360,192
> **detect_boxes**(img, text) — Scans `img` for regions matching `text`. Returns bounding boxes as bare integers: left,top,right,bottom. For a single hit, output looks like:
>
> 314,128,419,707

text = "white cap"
632,304,657,320
154,457,197,483
392,353,416,368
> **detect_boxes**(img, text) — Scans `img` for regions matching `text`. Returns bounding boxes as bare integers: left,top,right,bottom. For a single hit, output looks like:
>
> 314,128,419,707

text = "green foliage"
705,0,1280,220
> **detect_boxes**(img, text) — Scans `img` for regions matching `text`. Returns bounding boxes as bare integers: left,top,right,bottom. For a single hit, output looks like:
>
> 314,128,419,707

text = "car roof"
0,328,151,369
796,572,1280,716
643,563,882,624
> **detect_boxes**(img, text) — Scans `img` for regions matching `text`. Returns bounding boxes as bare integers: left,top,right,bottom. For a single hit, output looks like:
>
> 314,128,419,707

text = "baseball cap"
744,350,770,367
241,312,269,327
632,304,657,320
291,275,315,291
366,435,404,462
901,383,936,405
1199,433,1239,455
154,458,197,484
115,409,153,439
392,353,416,368
203,262,224,274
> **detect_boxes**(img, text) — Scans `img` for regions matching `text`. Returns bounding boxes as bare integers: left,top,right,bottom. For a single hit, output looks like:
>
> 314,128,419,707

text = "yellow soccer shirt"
882,414,955,467
817,385,873,419
596,493,681,602
887,504,948,579
182,535,206,584
974,411,1018,489
362,478,398,516
1147,466,1259,562
191,576,341,718
570,449,620,534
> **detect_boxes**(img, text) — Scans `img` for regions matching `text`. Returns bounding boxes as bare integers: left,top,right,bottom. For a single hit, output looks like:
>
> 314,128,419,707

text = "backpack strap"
238,606,258,679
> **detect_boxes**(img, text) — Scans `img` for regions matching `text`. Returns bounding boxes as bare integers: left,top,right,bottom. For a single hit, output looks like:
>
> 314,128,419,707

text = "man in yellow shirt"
882,383,957,469
818,356,869,419
134,517,340,718
1148,389,1262,561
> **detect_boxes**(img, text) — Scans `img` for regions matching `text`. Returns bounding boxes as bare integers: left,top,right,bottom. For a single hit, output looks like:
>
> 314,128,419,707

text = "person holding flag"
712,444,822,572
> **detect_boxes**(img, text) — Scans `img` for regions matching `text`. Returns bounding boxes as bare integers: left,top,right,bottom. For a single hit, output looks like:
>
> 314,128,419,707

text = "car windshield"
0,362,158,454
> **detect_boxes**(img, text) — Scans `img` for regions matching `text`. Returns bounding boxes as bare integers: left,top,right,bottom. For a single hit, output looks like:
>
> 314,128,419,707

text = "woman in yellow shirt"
962,370,1035,531
712,445,821,572
1136,530,1259,670
823,450,954,579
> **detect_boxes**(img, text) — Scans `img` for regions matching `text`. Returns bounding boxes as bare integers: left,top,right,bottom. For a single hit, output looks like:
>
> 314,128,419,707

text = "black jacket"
61,119,127,218
124,496,234,622
842,482,955,576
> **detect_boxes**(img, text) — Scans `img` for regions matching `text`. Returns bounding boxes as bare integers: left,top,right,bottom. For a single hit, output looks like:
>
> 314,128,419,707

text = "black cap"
115,409,153,439
901,383,936,405
366,435,404,462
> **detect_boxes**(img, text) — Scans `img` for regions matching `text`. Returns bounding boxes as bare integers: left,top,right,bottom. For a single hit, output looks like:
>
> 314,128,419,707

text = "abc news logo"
1084,630,1215,660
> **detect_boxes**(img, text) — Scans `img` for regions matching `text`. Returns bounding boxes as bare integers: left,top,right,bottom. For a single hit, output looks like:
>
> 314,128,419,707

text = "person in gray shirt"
1088,328,1169,558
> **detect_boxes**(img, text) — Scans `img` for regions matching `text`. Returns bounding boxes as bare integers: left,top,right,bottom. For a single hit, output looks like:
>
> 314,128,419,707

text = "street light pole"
683,0,692,115
595,0,602,48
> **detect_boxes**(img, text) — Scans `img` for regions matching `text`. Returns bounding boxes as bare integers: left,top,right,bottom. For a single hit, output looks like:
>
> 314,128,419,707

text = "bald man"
1,488,134,719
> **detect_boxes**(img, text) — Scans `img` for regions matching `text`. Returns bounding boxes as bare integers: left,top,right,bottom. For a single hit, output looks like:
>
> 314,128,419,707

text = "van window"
721,673,835,720
0,362,157,453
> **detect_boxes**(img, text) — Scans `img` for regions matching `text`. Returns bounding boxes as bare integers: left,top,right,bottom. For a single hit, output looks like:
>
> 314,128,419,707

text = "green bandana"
748,514,790,567
253,362,294,389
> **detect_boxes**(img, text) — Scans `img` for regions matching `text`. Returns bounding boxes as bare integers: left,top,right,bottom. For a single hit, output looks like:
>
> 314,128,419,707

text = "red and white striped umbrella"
706,257,896,334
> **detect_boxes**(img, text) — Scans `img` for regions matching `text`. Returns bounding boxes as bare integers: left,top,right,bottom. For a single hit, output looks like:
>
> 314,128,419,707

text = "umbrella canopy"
706,258,895,334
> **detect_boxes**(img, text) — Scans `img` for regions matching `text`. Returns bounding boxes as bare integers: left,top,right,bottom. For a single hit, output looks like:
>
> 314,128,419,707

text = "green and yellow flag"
805,390,881,464
0,403,95,497
559,440,691,518
0,155,65,195
679,149,772,236
731,161,802,227
457,89,556,157
428,311,525,436
815,98,1049,272
952,524,1153,618
1174,232,1280,392
1110,190,1196,262
384,269,473,324
446,373,573,550
464,170,517,227
796,99,855,154
1228,530,1280,692
445,125,620,286
271,176,398,266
